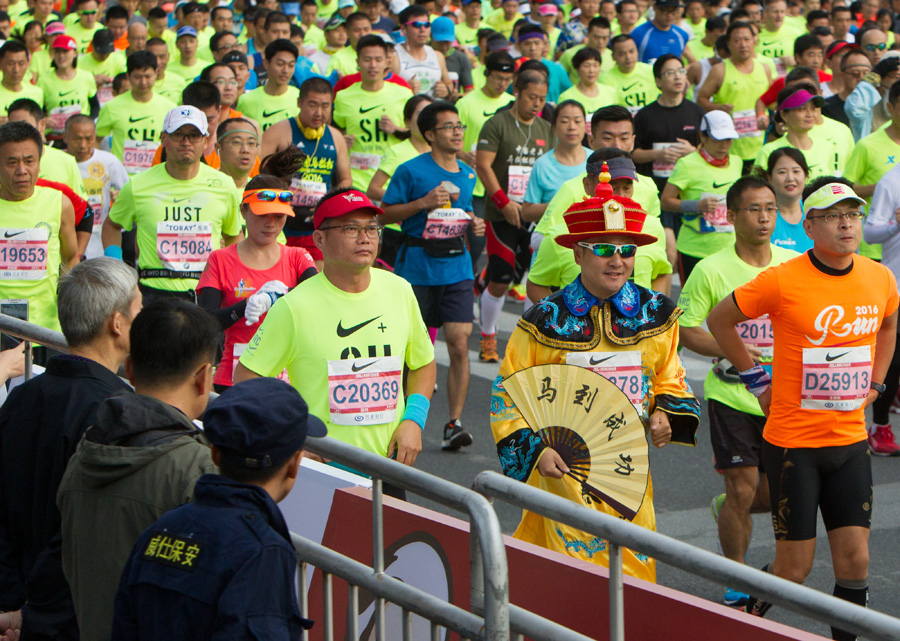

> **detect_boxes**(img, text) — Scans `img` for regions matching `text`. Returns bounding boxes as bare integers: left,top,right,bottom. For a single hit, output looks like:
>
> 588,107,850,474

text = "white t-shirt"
76,149,129,259
394,43,443,97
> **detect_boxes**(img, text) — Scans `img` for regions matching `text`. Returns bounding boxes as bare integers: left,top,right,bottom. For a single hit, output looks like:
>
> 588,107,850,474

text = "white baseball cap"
700,111,739,141
162,105,209,136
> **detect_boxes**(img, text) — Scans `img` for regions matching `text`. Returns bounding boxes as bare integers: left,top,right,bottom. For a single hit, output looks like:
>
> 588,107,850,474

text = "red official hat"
313,189,384,230
555,163,658,249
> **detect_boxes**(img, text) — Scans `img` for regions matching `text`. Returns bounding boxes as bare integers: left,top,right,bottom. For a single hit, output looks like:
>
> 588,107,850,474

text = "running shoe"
868,424,900,456
509,282,526,302
479,334,499,362
442,419,473,451
744,596,773,618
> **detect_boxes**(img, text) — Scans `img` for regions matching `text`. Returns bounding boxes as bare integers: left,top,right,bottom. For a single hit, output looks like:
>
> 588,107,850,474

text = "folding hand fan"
502,363,649,520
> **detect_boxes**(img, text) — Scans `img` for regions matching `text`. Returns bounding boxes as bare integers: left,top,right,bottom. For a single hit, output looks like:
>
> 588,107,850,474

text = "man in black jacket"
0,257,141,641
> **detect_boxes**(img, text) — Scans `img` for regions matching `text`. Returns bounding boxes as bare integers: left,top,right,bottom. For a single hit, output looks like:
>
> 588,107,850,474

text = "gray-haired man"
0,257,141,641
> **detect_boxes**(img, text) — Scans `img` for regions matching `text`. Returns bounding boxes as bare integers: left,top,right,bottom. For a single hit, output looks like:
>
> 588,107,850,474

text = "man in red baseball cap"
234,188,437,492
490,165,700,582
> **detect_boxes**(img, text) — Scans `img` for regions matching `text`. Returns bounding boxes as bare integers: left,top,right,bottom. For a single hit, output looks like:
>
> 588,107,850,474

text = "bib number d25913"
800,345,871,411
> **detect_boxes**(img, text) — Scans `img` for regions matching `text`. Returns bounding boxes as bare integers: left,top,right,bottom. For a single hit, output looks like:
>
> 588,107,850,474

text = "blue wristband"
401,393,430,430
103,245,123,260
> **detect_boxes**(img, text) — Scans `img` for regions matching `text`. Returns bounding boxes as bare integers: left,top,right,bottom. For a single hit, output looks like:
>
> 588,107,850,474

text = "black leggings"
871,331,900,425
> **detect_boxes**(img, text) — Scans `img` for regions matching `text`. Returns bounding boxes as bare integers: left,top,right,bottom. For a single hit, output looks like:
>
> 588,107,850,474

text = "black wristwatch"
871,381,887,397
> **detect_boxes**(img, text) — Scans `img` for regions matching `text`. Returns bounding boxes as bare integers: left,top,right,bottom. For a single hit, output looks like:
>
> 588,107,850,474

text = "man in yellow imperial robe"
490,156,701,583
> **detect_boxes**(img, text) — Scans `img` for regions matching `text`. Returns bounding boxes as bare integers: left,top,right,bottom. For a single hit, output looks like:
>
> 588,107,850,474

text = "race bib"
155,221,213,272
87,193,104,230
800,345,871,411
652,142,676,178
97,85,114,106
350,152,381,172
233,343,289,382
326,356,403,426
737,315,773,360
122,140,158,174
732,109,761,138
0,228,49,280
423,207,470,239
47,104,82,136
566,351,643,410
508,165,532,203
290,176,327,208
448,70,459,93
699,192,733,233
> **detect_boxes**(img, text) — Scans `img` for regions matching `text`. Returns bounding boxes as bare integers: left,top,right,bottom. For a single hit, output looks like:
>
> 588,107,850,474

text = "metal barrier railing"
473,470,900,641
300,436,594,641
0,313,68,380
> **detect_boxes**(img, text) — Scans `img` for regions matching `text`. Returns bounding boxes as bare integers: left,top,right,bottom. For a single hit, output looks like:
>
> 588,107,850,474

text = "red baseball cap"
313,189,384,230
51,35,77,51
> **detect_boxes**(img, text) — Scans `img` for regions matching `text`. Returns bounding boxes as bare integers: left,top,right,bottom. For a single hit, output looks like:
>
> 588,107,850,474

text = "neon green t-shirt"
37,68,96,135
326,46,358,77
0,83,44,114
455,21,484,52
332,81,414,190
108,163,242,291
456,87,514,196
77,50,127,79
844,124,897,261
755,24,801,60
67,22,102,53
167,56,204,80
678,242,799,415
96,90,176,172
713,59,770,161
304,24,327,52
560,44,614,85
529,216,671,291
154,71,187,103
237,85,300,131
484,8,517,39
753,132,844,180
667,150,743,258
28,48,53,82
41,146,87,199
687,38,716,62
0,186,63,331
238,269,435,457
558,83,619,117
534,172,661,237
599,62,660,115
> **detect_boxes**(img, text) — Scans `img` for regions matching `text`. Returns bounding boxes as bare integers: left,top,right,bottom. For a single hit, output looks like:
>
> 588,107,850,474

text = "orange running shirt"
734,252,899,449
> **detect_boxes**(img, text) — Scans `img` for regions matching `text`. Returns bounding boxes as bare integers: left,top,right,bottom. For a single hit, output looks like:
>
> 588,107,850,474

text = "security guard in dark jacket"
110,378,326,640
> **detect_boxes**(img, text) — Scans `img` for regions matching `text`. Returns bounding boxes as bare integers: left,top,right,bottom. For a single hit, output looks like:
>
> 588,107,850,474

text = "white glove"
244,281,289,325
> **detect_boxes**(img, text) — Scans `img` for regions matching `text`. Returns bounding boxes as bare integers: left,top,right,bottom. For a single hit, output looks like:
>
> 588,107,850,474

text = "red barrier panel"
305,487,826,641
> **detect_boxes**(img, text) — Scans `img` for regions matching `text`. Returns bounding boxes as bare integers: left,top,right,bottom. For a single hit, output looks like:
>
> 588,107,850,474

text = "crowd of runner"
0,0,899,635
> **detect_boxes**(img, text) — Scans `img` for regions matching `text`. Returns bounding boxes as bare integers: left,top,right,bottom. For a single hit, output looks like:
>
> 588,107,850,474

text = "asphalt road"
407,286,900,640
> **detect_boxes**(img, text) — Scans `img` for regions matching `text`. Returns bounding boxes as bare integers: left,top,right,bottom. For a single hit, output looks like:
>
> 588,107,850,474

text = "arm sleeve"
844,82,879,141
198,287,247,330
865,176,900,244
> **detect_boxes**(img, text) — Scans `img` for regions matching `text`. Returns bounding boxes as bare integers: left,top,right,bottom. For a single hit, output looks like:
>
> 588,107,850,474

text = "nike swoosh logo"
3,230,25,238
825,351,850,362
262,109,286,118
351,360,378,372
336,315,381,337
483,110,497,116
128,115,151,123
622,82,639,92
172,197,191,203
589,355,615,365
359,105,382,113
761,41,776,46
712,182,730,189
59,90,76,96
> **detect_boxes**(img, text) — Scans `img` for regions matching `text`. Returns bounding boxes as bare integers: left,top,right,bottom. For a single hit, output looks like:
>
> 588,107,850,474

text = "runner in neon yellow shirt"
147,37,187,103
237,39,301,131
0,120,78,333
77,32,127,89
326,12,372,77
0,41,44,114
66,0,102,52
484,0,519,39
95,50,176,174
558,47,618,133
235,189,436,467
36,35,96,137
168,25,204,80
333,35,413,190
660,111,743,281
559,17,614,85
599,34,660,115
455,0,484,54
104,105,242,298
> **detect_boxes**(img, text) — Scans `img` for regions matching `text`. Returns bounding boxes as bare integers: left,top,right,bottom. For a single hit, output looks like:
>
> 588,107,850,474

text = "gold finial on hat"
595,162,613,198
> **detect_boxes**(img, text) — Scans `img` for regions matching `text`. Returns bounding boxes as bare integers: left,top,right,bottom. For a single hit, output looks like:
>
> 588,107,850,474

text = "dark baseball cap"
221,50,249,66
92,28,115,54
203,378,327,470
485,50,515,72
